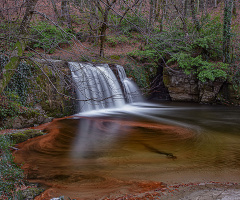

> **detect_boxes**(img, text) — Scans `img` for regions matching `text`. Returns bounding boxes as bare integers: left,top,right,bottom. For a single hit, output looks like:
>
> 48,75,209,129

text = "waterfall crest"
69,62,143,112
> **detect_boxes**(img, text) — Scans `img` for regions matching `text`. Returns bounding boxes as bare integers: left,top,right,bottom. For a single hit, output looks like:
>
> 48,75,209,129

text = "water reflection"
71,118,125,159
14,102,240,199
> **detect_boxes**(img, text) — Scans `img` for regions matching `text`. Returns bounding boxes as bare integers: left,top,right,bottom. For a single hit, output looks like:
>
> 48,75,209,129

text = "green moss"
0,134,45,199
23,109,41,119
9,129,45,144
163,75,171,86
10,133,28,144
15,41,24,56
110,55,120,60
0,134,25,199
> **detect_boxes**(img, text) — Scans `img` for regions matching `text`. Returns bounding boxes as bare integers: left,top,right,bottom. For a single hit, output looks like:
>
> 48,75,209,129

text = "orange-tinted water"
13,102,240,199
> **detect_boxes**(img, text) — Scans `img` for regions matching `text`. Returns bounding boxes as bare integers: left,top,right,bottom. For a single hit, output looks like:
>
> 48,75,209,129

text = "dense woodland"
0,0,239,124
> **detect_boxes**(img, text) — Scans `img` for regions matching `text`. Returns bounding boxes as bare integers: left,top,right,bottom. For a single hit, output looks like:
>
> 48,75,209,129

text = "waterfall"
69,62,143,112
116,65,143,103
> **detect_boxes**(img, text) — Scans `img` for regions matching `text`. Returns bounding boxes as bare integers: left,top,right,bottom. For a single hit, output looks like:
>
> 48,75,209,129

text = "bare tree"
94,0,117,57
148,0,156,31
119,0,141,24
50,0,62,24
61,0,72,29
159,0,167,32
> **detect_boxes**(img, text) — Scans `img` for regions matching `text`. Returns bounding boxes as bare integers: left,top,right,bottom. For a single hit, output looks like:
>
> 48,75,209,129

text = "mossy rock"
20,187,45,199
9,129,45,144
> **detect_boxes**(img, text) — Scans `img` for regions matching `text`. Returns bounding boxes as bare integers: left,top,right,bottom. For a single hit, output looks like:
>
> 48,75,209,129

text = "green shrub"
107,35,129,47
167,53,228,82
30,22,73,53
192,15,223,60
128,15,230,83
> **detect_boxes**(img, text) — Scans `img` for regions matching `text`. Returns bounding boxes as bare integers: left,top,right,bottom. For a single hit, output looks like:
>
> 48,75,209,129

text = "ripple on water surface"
14,102,240,199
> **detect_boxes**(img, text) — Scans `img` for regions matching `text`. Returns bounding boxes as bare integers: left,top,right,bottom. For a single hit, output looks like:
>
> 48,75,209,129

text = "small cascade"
69,62,142,113
116,65,143,103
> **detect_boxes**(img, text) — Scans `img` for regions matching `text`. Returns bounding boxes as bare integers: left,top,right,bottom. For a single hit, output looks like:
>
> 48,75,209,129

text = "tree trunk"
183,0,188,17
232,0,237,16
190,0,200,31
155,0,161,21
99,22,107,58
97,0,117,57
0,0,38,94
50,0,62,24
148,0,156,32
203,0,207,15
223,0,233,63
160,0,167,32
61,0,72,29
196,0,199,13
0,9,4,20
173,1,188,36
119,0,141,24
182,0,188,34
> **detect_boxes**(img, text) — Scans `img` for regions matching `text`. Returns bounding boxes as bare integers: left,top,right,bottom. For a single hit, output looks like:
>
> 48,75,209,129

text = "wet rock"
21,187,45,200
163,68,225,104
198,79,224,103
50,196,65,200
3,112,52,129
163,68,199,102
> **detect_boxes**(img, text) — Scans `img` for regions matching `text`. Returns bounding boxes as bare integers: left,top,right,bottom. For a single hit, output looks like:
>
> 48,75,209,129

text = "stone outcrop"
198,80,225,103
163,67,226,104
163,68,199,102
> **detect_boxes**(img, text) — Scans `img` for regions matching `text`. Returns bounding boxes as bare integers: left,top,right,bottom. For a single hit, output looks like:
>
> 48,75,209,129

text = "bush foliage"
30,22,73,53
128,15,233,83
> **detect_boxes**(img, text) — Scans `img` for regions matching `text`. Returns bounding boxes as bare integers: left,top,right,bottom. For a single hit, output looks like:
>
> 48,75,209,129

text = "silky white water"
69,62,142,112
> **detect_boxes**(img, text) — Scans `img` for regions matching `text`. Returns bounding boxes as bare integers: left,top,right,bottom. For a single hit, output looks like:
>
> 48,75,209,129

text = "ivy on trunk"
223,0,234,63
0,0,38,94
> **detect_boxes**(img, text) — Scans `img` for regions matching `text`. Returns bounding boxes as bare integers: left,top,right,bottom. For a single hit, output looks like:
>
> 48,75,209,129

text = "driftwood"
142,143,177,159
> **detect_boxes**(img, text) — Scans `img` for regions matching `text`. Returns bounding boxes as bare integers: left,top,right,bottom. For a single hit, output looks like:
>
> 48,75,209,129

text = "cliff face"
1,59,76,129
163,67,240,105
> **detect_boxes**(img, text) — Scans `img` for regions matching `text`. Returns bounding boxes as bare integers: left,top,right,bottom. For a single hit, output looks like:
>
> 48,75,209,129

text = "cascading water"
116,65,143,103
69,62,143,112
